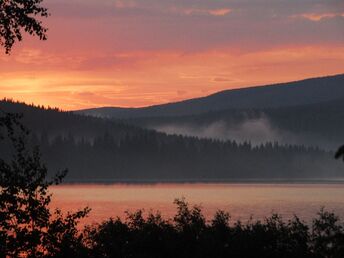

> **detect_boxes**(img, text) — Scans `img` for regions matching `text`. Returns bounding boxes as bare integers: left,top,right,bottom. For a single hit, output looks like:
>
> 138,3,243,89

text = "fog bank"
150,116,334,149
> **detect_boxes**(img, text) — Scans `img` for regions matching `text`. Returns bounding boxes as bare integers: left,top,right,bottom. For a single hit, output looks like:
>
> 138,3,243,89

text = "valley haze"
1,75,342,183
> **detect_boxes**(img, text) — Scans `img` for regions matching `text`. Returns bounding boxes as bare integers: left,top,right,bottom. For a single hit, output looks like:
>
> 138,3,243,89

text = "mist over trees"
35,130,339,181
125,96,344,151
0,99,341,182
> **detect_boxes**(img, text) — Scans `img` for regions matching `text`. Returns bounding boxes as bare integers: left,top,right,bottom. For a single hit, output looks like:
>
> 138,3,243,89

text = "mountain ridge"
76,73,344,118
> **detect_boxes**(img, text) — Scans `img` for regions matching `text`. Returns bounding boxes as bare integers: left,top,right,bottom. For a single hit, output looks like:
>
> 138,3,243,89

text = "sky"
0,0,343,110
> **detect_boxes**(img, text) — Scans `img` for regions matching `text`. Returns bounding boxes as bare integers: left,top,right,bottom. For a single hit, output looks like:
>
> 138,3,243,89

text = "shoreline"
58,178,344,185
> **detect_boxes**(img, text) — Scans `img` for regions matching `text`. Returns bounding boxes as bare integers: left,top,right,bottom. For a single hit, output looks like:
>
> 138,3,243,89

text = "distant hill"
0,98,146,141
76,74,344,118
0,99,341,182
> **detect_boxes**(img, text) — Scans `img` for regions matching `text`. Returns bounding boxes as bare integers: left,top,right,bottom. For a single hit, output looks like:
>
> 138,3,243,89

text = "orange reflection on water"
49,184,344,226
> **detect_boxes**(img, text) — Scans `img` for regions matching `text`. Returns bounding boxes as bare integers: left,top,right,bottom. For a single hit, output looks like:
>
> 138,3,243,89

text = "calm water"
50,184,344,225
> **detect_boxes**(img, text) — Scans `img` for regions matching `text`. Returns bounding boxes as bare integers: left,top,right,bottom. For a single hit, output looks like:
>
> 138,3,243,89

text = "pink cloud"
183,8,231,16
293,12,344,21
209,8,232,16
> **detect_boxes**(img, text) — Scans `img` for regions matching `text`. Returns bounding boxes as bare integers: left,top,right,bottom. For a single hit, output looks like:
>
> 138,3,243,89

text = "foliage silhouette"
0,112,89,257
83,199,344,258
311,208,344,258
0,0,49,54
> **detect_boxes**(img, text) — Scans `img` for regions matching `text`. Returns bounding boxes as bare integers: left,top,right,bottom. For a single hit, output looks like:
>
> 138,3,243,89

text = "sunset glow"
0,0,343,110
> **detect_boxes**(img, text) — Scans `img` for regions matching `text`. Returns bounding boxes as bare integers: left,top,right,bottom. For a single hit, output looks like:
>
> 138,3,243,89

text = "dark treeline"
35,132,339,181
14,199,344,258
0,99,341,181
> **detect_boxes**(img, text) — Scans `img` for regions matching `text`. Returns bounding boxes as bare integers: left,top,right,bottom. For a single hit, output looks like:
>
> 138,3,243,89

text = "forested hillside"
0,99,341,182
130,97,344,150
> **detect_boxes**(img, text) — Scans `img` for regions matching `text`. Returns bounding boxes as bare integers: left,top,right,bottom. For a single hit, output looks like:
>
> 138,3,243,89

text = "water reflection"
50,184,344,225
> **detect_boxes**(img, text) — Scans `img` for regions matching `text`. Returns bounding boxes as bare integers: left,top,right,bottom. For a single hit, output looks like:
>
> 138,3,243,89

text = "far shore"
58,178,344,185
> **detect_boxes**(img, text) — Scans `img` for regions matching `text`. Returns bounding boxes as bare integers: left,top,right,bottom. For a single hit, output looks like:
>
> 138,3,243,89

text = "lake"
50,183,344,225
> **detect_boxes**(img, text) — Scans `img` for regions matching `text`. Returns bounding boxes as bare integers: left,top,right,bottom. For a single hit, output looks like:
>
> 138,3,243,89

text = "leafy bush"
85,199,344,258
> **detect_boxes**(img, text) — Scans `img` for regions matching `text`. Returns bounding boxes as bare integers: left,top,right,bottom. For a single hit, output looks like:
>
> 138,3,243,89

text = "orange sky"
0,0,343,110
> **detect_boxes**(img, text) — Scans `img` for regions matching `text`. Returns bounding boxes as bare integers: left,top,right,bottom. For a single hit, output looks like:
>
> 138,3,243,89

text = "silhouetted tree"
0,0,49,54
0,112,89,257
311,208,344,258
